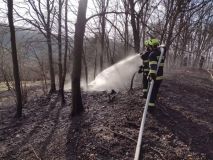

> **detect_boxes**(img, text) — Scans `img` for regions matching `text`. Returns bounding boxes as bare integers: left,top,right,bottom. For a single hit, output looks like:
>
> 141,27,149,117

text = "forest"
0,0,213,159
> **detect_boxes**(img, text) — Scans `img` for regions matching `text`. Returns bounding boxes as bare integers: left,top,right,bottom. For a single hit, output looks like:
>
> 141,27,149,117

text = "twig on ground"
107,127,137,143
29,144,41,160
150,147,166,160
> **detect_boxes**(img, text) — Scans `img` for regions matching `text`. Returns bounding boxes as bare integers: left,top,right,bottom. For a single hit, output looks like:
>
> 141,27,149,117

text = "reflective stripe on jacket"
149,47,166,80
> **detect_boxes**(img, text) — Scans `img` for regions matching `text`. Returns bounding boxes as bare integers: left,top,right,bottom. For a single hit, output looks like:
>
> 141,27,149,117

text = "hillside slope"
0,69,212,160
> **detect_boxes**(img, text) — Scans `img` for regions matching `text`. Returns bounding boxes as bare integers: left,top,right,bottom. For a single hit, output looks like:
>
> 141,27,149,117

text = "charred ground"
0,69,213,160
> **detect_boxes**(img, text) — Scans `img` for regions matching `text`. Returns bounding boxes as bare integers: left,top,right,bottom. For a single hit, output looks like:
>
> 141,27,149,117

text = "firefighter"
138,40,152,98
148,38,166,112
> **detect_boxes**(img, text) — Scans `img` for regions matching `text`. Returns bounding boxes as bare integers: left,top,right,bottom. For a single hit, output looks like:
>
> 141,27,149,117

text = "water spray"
88,54,141,91
63,54,142,91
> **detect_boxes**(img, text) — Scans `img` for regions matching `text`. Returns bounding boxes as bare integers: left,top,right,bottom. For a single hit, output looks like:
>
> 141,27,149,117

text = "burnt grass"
0,69,213,160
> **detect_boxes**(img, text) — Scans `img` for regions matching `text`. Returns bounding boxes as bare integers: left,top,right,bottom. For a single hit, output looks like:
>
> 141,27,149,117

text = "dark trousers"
142,73,149,97
149,80,162,107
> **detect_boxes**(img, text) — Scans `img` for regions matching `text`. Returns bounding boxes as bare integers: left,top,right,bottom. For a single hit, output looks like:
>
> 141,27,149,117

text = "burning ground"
0,69,213,160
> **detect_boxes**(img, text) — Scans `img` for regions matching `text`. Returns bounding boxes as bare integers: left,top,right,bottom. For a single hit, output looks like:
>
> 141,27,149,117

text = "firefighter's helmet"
149,38,160,46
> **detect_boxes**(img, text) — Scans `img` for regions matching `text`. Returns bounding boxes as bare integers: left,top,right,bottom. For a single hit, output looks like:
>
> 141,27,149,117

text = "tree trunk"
82,50,88,88
71,0,88,116
47,0,56,93
47,33,56,93
124,0,129,55
94,48,98,79
100,0,107,71
129,0,140,53
61,0,69,103
7,0,23,118
58,0,64,102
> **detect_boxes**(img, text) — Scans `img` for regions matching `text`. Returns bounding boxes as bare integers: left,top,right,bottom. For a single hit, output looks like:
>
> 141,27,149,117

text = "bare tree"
57,0,64,102
61,0,69,103
129,0,140,52
128,0,150,52
123,0,130,55
7,0,23,117
71,0,88,116
15,0,57,93
99,0,109,71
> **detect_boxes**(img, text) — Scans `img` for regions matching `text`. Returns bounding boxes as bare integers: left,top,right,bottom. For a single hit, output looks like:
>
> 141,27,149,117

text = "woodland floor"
0,68,213,160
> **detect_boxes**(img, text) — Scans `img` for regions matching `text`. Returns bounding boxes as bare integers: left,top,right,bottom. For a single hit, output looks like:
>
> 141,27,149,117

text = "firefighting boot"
148,105,156,114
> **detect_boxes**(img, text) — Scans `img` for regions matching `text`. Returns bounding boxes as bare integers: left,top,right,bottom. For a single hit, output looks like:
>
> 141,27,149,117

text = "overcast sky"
0,0,119,24
0,0,164,40
0,0,130,40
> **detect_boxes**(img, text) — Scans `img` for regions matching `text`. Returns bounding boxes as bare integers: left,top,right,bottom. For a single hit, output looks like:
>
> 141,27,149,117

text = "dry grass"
0,81,48,92
0,82,8,92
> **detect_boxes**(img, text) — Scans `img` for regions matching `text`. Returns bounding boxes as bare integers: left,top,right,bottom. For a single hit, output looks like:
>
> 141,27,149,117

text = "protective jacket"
149,47,166,80
148,46,166,108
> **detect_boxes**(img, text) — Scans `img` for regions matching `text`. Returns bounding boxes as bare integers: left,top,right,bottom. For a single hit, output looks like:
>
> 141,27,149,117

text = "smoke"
64,78,88,91
64,81,71,90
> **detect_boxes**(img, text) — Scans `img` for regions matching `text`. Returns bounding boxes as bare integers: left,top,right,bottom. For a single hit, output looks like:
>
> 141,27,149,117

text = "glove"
148,73,156,81
138,65,144,73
